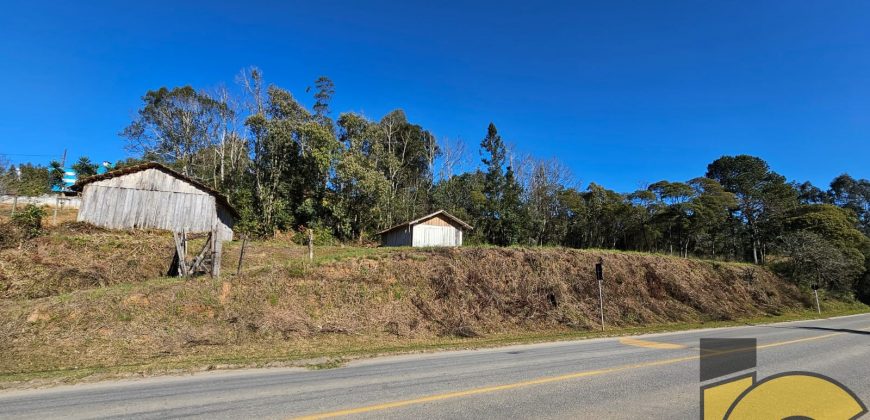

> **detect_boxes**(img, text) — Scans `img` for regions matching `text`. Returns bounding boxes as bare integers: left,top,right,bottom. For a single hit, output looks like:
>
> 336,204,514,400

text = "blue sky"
1,1,868,192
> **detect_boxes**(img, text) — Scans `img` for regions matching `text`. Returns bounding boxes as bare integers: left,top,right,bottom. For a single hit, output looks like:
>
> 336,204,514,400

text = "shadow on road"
739,322,870,337
794,326,870,336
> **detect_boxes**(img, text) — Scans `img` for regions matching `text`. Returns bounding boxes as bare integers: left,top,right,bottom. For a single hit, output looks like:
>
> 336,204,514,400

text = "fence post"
236,235,248,276
812,284,822,315
53,196,59,225
308,228,314,262
212,226,222,279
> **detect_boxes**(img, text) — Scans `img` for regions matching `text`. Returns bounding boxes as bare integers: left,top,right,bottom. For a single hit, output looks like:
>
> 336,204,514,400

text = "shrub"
292,226,337,246
773,231,865,295
11,204,46,240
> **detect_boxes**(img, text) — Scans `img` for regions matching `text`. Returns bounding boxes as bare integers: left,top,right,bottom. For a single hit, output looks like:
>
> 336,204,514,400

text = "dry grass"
0,224,173,298
0,222,391,299
0,226,866,388
0,204,78,226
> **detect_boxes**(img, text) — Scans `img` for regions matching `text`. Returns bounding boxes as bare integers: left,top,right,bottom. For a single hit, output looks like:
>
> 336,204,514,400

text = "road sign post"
812,284,821,315
595,258,605,331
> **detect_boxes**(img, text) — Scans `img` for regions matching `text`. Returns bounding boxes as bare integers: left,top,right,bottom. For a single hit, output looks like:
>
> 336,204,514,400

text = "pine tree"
501,165,525,245
479,123,523,245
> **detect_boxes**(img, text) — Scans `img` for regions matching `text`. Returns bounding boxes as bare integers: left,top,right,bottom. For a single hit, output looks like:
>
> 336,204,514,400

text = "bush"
0,223,15,249
11,204,46,240
773,231,865,295
857,259,870,304
292,226,337,246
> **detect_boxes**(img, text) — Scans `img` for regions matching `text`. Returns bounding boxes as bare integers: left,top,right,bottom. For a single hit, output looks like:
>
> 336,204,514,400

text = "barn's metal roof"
71,161,240,219
376,210,473,235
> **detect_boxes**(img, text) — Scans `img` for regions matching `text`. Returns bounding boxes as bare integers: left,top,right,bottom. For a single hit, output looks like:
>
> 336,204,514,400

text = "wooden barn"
378,210,472,247
72,162,238,241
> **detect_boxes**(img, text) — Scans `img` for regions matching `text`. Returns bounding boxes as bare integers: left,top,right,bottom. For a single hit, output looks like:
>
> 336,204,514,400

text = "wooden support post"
189,232,213,274
11,195,17,216
53,196,59,225
172,232,181,276
180,232,188,277
182,229,188,264
173,231,188,277
236,235,248,276
212,229,222,279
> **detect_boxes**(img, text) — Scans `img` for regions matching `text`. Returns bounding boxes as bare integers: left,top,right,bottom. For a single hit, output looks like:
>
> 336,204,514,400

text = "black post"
595,257,605,331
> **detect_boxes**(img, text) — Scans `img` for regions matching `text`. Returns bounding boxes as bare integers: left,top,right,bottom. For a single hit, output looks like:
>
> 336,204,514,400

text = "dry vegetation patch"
0,223,173,298
0,230,860,387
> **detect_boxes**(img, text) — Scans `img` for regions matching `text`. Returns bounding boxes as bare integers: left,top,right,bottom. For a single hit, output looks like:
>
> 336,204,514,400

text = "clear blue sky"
1,1,868,192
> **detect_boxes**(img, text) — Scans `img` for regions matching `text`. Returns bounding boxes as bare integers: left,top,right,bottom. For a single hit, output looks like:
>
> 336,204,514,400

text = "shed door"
414,225,456,247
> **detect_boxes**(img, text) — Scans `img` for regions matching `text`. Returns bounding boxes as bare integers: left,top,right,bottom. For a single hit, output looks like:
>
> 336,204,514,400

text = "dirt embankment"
272,247,809,336
0,227,818,381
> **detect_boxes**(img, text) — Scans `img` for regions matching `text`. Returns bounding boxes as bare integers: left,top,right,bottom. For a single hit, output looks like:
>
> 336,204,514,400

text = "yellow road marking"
619,337,688,350
293,331,846,419
756,332,840,350
293,356,699,420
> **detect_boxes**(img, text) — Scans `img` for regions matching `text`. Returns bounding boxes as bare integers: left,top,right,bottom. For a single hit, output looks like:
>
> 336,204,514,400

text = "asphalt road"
2,314,869,419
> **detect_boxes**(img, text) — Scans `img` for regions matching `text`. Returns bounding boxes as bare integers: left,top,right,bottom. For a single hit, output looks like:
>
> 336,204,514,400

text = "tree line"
0,156,103,196
2,67,869,301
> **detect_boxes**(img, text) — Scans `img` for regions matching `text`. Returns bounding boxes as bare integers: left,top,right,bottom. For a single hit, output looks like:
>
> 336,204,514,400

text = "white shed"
378,210,473,247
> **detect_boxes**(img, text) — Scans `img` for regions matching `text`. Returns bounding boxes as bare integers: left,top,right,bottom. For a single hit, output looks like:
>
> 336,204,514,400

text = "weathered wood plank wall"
77,168,234,241
382,227,413,247
412,224,461,247
419,216,455,227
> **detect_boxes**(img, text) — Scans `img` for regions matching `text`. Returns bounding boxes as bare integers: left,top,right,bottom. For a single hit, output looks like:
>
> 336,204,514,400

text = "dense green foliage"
1,157,102,195
1,164,52,196
71,156,99,177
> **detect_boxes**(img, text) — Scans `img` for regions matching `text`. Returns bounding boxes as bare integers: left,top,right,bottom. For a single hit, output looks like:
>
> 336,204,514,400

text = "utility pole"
61,149,67,167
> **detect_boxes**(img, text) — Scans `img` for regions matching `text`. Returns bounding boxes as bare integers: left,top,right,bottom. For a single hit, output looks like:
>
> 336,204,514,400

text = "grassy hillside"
0,223,865,387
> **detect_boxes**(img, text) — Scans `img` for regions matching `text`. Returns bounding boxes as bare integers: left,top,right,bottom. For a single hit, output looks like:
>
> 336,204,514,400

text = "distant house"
378,210,473,247
72,162,238,241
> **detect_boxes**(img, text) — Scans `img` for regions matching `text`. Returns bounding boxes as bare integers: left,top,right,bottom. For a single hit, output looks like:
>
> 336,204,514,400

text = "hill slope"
0,224,858,386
